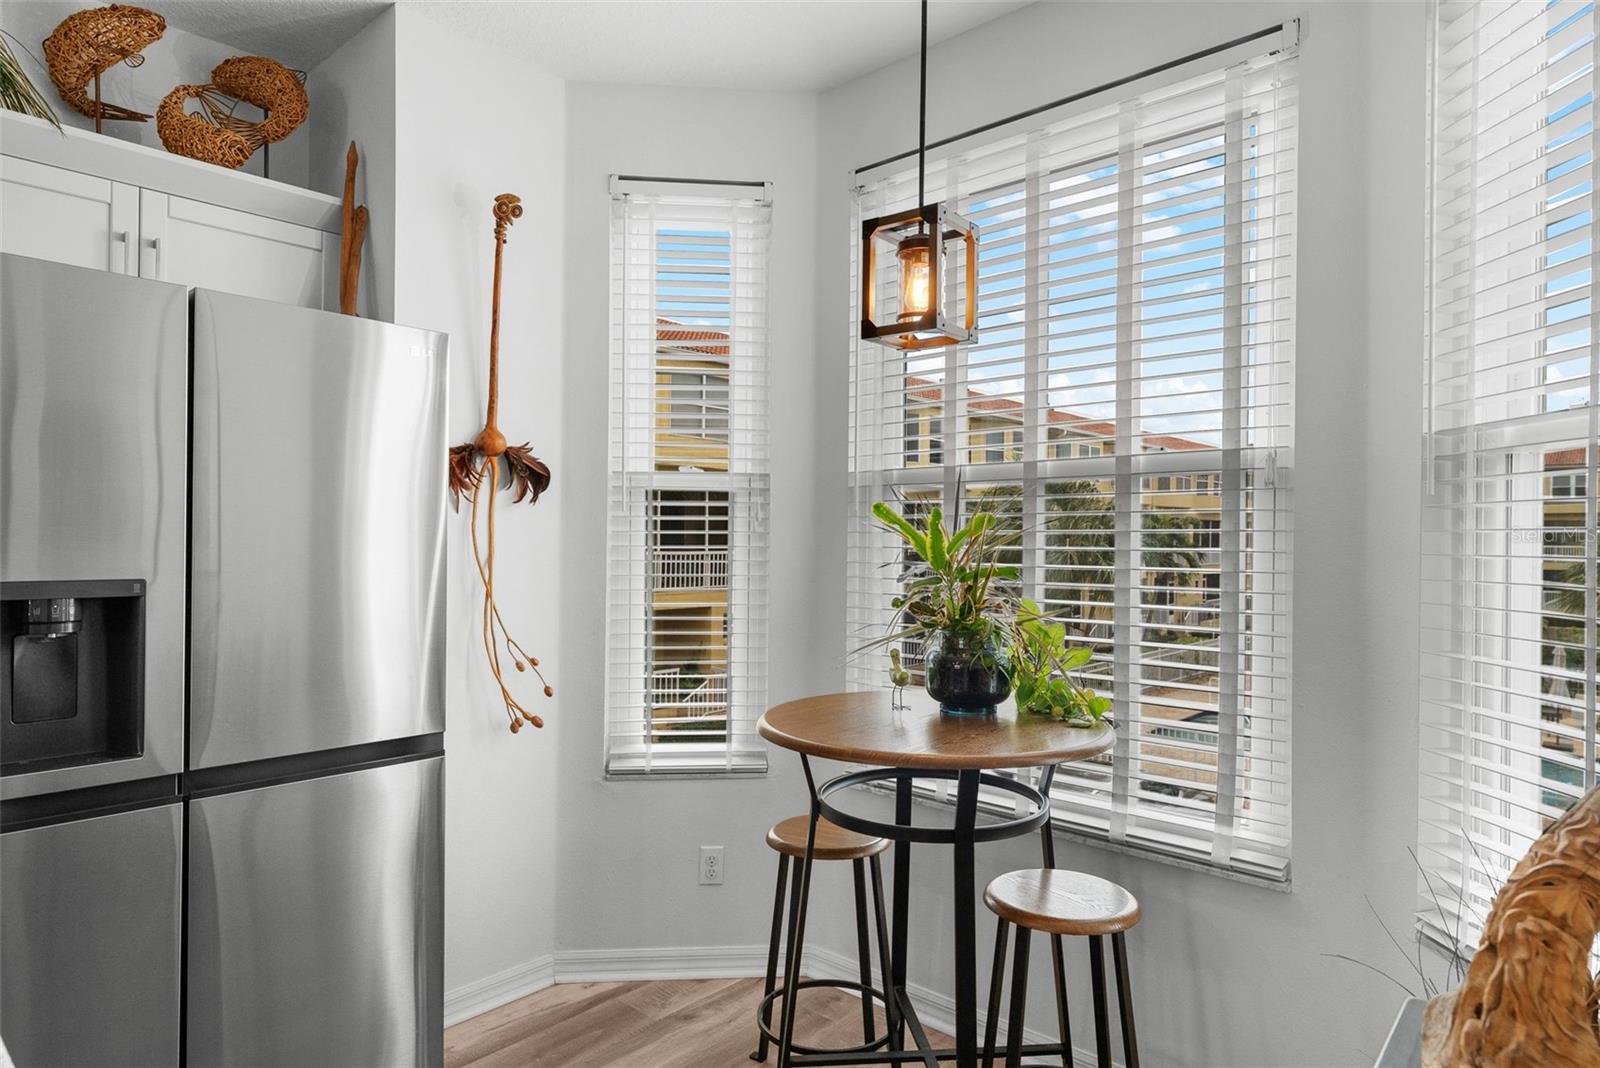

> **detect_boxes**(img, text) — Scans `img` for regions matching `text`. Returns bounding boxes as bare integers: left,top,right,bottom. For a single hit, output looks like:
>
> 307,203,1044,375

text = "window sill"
604,750,769,780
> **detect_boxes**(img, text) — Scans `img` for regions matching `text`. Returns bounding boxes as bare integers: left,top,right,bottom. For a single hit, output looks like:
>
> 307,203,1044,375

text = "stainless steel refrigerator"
1,255,448,1067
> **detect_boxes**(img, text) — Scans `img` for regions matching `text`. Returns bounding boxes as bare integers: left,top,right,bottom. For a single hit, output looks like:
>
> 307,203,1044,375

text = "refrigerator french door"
186,289,447,1068
0,255,188,1067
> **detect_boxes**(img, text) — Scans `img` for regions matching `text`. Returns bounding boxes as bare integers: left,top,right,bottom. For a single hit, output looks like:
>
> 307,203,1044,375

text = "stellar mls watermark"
1508,527,1596,548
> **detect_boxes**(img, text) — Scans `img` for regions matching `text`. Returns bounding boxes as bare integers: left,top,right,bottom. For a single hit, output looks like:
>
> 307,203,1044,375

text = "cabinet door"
0,156,137,273
139,189,336,309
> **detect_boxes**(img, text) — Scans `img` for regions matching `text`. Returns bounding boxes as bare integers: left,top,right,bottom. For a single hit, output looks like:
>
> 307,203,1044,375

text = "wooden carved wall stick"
1422,783,1600,1066
339,142,368,316
448,193,554,734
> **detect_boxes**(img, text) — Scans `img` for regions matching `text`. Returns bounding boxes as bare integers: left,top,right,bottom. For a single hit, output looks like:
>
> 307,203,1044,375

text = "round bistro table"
758,691,1115,1068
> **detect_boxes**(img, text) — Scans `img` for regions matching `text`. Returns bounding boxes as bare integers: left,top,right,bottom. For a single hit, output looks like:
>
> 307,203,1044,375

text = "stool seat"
765,815,890,861
983,868,1141,936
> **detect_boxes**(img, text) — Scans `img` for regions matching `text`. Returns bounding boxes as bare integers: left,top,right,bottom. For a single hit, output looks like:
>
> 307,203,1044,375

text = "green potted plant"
864,501,1110,723
865,502,1017,715
1009,599,1110,724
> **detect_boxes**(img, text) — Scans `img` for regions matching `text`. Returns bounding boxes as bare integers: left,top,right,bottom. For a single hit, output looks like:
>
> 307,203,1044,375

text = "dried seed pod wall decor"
450,194,554,734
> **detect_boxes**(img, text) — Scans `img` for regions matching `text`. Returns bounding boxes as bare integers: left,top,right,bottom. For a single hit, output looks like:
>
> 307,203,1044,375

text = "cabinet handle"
113,230,129,274
143,236,161,278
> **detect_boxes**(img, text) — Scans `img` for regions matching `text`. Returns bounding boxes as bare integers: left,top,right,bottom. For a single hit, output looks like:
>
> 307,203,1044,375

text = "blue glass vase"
923,628,1011,716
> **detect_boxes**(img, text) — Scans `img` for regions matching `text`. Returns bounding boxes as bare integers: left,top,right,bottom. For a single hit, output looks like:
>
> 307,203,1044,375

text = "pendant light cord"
917,0,928,228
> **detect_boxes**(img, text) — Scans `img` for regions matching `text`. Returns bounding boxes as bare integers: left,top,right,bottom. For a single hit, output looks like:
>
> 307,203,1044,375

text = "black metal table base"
773,758,1059,1068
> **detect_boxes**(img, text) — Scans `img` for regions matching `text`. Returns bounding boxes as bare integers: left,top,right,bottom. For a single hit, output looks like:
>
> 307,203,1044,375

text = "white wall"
390,3,568,996
805,4,1429,1065
307,6,395,323
0,1,309,185
555,82,830,957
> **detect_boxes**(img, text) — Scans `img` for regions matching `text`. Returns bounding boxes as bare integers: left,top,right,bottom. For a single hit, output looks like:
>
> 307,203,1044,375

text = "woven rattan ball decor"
156,56,308,170
43,4,166,123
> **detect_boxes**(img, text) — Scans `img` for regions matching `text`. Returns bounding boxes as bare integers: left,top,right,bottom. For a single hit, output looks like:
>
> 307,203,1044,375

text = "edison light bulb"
897,235,932,321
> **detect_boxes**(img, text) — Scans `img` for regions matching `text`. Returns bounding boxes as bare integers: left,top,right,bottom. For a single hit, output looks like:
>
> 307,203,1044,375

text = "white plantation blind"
848,44,1298,880
607,180,771,774
1421,0,1600,952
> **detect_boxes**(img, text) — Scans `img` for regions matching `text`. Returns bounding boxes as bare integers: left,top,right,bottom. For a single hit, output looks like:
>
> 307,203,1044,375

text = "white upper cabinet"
138,191,339,310
0,113,341,311
0,156,138,275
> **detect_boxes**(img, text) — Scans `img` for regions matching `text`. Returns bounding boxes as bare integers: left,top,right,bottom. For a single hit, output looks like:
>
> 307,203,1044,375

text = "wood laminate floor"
445,977,952,1068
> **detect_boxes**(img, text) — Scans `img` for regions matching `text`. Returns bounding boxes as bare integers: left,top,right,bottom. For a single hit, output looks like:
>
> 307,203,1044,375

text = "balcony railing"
652,548,729,590
650,669,729,712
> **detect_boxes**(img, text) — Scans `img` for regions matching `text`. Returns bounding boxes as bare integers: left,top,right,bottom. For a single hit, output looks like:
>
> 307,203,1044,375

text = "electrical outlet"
699,846,724,885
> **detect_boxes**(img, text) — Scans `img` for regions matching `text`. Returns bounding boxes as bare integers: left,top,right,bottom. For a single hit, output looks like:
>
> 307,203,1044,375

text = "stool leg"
1050,934,1074,1067
1112,932,1140,1068
1005,928,1031,1068
1089,935,1111,1068
868,854,900,1051
851,859,875,1044
1039,799,1073,1067
751,854,789,1062
776,813,817,1068
983,917,1010,1068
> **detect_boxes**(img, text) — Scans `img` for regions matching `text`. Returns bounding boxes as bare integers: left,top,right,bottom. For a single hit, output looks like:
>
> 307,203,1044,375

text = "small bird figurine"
889,648,911,712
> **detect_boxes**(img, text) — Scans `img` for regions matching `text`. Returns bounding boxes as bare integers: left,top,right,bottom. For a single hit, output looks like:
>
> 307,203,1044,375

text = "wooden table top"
757,691,1115,770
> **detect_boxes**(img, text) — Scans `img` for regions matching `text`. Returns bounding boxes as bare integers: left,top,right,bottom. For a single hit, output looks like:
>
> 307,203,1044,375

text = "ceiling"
158,1,1034,92
155,0,391,71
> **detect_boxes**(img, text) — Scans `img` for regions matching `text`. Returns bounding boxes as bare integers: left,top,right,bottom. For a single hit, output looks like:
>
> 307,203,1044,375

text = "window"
1421,0,1600,951
607,179,771,774
848,42,1297,880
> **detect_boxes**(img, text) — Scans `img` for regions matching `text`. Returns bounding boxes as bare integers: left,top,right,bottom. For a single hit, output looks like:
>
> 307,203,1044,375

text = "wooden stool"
981,869,1141,1068
752,815,895,1064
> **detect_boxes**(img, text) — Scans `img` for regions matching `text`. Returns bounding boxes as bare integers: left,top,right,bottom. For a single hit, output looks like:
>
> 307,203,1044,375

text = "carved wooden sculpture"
339,142,367,316
448,194,554,735
1423,784,1600,1066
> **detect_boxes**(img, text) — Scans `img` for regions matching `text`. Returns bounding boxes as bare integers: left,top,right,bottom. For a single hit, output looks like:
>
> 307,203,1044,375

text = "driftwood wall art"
339,142,367,316
43,4,165,133
448,194,554,735
1422,784,1600,1066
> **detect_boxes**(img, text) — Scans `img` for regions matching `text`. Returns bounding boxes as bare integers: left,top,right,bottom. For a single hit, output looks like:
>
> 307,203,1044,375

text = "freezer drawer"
186,755,443,1067
189,289,447,768
0,803,182,1067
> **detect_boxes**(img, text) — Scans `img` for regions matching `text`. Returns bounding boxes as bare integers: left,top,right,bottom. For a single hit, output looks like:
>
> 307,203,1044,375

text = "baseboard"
444,953,556,1027
445,943,1116,1067
553,944,773,983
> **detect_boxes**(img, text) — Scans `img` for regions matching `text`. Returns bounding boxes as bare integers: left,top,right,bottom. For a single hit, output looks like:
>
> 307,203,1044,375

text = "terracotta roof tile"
904,375,1210,452
656,318,729,357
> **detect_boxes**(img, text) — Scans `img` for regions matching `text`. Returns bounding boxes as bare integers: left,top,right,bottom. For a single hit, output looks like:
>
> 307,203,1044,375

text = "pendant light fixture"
859,0,977,350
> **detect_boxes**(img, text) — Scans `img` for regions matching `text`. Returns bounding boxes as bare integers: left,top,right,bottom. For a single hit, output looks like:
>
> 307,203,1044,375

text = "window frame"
606,181,772,776
846,48,1297,883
